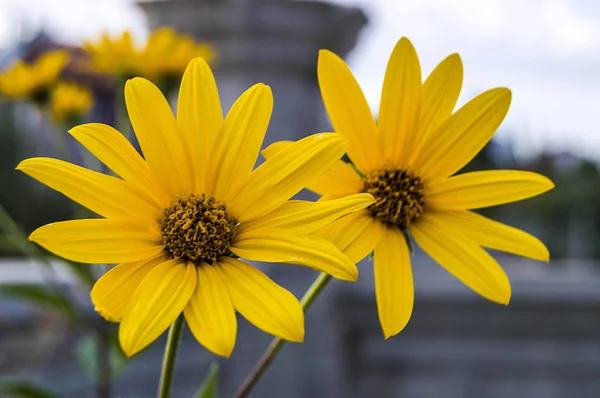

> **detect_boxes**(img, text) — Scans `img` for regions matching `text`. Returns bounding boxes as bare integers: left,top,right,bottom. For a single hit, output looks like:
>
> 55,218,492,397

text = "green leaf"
0,379,61,398
194,363,220,398
0,284,85,327
60,259,96,287
75,331,129,383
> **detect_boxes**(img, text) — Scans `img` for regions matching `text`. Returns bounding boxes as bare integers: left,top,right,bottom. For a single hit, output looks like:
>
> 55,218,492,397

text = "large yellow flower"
50,82,94,123
18,57,374,357
0,50,68,101
264,37,554,338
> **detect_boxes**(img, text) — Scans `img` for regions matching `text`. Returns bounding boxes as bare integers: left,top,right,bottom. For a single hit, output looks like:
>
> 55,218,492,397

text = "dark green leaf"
194,363,219,398
75,331,130,383
0,379,61,398
61,260,96,287
0,284,85,326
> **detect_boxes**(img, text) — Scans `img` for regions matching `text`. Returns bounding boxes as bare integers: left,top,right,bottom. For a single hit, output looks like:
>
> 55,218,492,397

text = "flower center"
362,168,425,230
160,194,238,264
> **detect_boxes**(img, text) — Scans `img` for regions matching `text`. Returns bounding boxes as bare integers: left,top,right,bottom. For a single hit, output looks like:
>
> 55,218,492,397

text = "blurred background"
0,0,599,397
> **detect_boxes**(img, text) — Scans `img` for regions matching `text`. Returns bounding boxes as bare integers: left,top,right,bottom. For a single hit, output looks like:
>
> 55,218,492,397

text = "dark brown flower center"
362,168,425,230
160,194,238,264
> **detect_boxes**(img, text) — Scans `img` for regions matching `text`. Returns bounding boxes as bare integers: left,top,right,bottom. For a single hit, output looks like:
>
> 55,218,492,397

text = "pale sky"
0,0,598,160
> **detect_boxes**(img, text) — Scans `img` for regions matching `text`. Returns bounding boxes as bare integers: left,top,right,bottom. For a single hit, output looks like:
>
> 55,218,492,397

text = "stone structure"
137,0,368,146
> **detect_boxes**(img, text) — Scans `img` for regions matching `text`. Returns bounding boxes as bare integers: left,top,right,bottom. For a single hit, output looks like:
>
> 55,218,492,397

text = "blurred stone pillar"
138,0,367,145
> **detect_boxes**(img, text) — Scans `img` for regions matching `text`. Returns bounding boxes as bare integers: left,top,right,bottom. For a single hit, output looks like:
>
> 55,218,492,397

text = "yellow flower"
0,50,68,101
83,31,140,76
18,57,373,357
263,37,554,339
84,28,216,82
138,27,216,81
50,82,94,123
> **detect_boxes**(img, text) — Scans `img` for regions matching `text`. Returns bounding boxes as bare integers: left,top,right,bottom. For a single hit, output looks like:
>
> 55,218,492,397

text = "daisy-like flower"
83,31,140,77
138,27,216,82
49,82,94,123
263,37,554,339
0,50,68,102
18,57,374,357
84,27,215,83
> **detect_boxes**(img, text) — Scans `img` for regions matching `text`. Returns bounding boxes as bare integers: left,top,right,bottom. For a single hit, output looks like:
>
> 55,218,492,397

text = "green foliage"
75,332,129,383
194,363,220,398
0,379,61,398
0,284,87,328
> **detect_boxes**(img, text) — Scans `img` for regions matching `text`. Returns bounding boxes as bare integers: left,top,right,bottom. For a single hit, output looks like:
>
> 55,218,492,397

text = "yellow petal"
412,53,463,158
68,123,169,209
308,160,364,199
208,84,273,201
378,37,422,166
230,133,347,221
240,193,374,235
261,140,293,160
125,77,193,196
29,219,164,264
177,58,223,193
218,257,303,342
17,158,161,222
317,50,379,173
314,211,383,263
411,213,511,305
184,264,237,358
119,260,196,357
91,254,167,322
422,210,549,262
374,227,414,338
231,229,358,282
426,170,555,210
262,141,363,199
416,88,511,180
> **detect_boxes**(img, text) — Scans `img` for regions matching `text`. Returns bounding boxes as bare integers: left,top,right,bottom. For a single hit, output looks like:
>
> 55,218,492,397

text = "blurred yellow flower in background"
49,82,94,123
0,50,68,102
18,57,372,358
84,27,216,83
139,27,216,82
264,37,555,339
83,31,139,77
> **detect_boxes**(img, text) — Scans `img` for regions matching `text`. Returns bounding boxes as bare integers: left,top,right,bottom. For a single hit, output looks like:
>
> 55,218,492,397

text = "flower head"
83,31,140,77
264,37,554,339
138,27,216,82
50,82,94,123
84,27,215,83
18,57,373,357
0,50,68,102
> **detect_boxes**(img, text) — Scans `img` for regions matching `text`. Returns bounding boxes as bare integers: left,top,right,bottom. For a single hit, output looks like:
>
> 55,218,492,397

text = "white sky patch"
330,0,600,159
1,0,600,158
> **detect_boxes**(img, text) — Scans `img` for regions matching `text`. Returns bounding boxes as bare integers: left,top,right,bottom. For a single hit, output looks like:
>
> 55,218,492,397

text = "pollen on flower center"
160,194,238,264
362,168,425,230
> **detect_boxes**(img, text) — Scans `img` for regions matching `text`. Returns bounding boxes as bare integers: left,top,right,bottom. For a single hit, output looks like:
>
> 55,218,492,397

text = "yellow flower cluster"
0,50,68,102
17,37,554,363
84,27,216,82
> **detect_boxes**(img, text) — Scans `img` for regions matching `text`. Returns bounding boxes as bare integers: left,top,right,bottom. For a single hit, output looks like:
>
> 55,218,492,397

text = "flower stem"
96,326,111,398
158,314,185,398
233,272,332,398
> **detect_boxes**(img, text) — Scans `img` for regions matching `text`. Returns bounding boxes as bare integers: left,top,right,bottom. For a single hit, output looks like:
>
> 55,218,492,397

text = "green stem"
233,272,332,398
158,314,185,398
96,327,111,398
